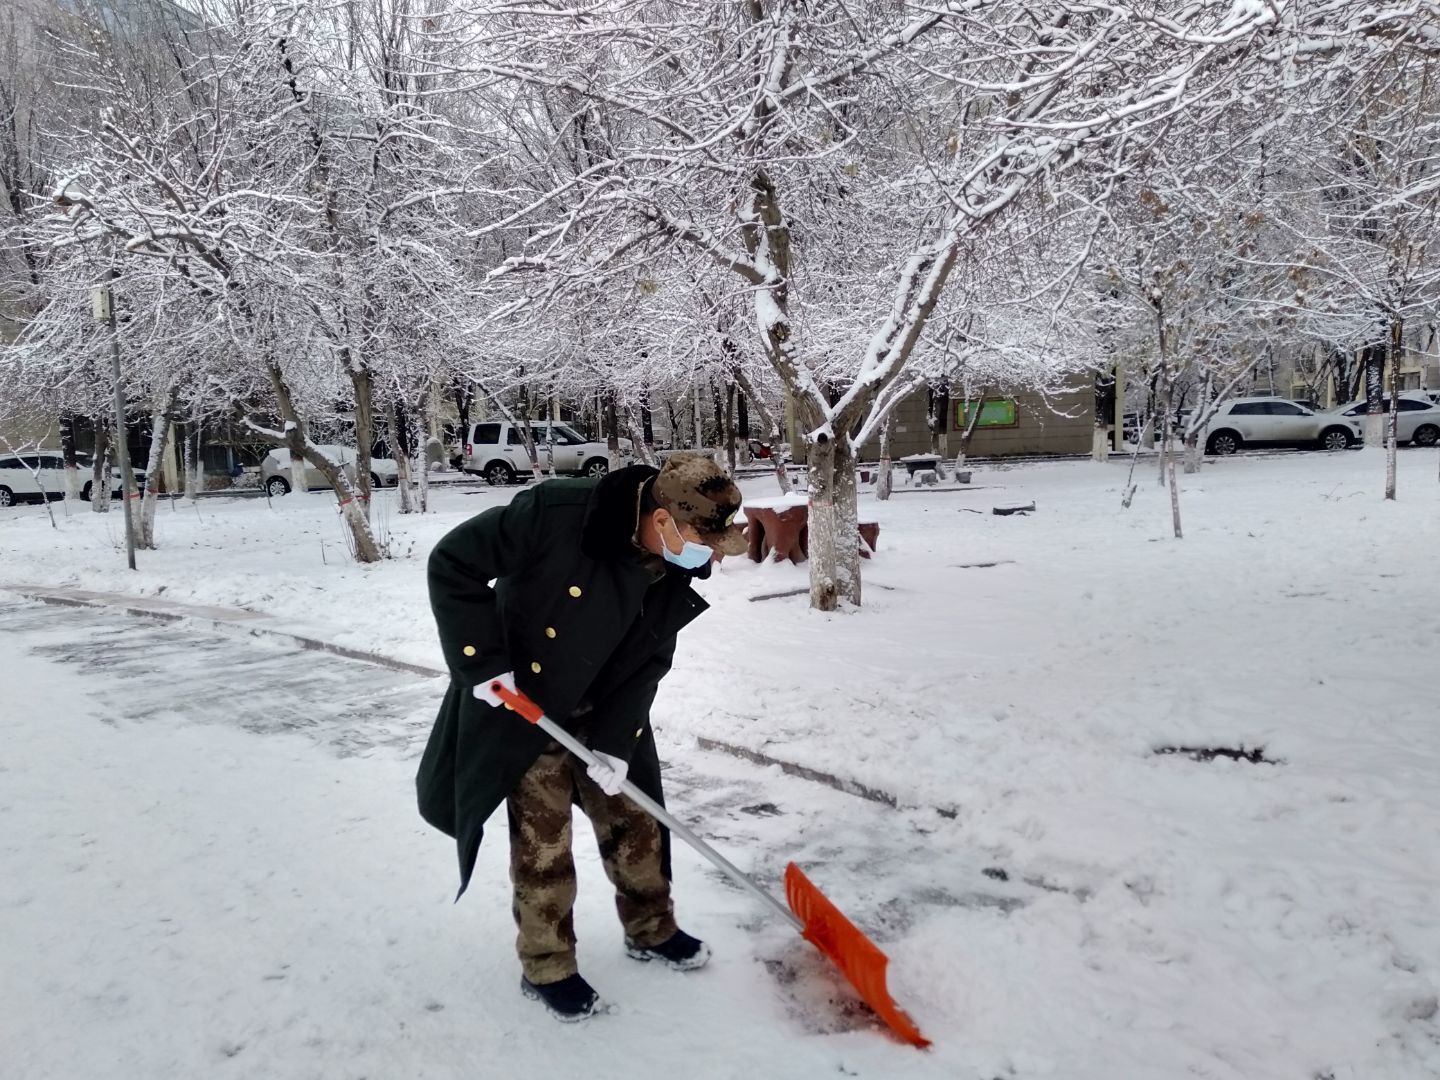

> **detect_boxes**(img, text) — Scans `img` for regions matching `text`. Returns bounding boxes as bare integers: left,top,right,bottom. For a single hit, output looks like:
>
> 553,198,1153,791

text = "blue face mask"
662,518,713,570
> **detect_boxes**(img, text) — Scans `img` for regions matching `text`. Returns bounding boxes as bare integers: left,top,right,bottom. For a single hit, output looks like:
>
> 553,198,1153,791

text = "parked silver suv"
0,451,147,506
462,421,631,485
1199,397,1363,455
260,446,398,497
1321,394,1440,447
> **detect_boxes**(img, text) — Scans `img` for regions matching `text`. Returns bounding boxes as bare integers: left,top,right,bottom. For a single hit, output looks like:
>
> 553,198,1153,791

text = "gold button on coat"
545,627,557,639
462,645,476,657
531,662,542,674
635,727,644,738
568,586,582,598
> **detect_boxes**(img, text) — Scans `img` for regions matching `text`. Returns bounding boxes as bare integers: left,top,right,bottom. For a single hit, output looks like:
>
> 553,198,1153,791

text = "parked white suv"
259,446,398,498
1322,395,1440,447
0,451,146,507
1200,397,1363,455
462,421,631,485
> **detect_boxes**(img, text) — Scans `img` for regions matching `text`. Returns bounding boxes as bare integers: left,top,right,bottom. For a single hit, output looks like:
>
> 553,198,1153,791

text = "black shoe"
625,929,712,972
520,973,600,1022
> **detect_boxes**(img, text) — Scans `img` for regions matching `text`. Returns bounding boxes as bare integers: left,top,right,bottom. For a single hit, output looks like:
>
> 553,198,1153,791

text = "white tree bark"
192,426,205,496
1364,412,1386,452
390,403,418,515
876,413,895,501
807,434,861,610
289,447,309,495
91,424,110,514
1183,433,1203,475
1092,426,1111,462
1166,431,1183,540
182,426,195,498
1385,317,1402,501
136,387,176,549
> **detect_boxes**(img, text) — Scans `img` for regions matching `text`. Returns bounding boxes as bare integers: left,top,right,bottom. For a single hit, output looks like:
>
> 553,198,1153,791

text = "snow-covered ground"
3,451,1440,1078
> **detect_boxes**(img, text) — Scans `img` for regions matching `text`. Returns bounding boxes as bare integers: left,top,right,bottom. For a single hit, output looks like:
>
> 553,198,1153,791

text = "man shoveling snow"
416,452,747,1021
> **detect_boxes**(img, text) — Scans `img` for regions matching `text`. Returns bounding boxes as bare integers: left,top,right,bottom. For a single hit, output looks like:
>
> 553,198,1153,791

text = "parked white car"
1199,397,1363,455
259,446,398,498
0,450,146,507
462,421,632,485
1321,395,1440,447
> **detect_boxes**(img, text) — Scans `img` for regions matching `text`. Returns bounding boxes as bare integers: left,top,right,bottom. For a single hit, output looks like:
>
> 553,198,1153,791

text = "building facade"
858,384,1095,461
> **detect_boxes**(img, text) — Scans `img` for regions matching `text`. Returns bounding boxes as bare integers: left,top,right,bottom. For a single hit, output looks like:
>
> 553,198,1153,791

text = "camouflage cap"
653,452,747,556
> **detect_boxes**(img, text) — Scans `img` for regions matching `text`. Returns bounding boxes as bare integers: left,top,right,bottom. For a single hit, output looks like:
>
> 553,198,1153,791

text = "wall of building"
0,407,57,452
859,385,1095,460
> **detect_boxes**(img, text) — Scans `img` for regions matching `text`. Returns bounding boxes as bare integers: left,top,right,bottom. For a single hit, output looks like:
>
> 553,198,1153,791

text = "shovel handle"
490,681,803,932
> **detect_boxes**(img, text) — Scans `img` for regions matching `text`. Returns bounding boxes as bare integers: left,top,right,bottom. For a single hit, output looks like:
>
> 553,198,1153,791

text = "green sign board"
955,398,1018,429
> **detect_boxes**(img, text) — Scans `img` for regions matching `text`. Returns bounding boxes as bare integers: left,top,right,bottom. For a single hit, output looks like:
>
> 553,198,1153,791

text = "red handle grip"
493,681,545,724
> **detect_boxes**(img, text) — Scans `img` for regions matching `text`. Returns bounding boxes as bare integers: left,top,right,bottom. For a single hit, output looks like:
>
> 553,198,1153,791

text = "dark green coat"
416,464,710,896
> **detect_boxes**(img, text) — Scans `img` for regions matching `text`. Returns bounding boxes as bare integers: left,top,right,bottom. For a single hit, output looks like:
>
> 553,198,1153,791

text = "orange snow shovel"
493,681,930,1048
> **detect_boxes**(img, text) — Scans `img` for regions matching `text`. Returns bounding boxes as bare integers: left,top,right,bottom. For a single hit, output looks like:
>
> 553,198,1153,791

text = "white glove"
472,671,518,708
586,751,629,797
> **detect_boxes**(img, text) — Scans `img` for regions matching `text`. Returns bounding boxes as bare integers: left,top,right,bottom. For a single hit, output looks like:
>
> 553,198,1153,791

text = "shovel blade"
784,862,931,1048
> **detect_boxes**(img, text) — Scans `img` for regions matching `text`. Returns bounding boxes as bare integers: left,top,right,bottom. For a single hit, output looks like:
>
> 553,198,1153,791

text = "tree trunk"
734,368,791,494
1120,427,1145,509
427,378,445,473
807,434,861,610
783,392,806,468
955,388,988,469
933,378,950,476
641,396,655,450
1364,340,1386,450
1152,300,1181,541
454,382,473,466
1156,372,1182,536
1183,432,1203,474
692,381,704,450
625,408,659,466
400,397,428,513
711,381,726,463
877,413,895,501
60,411,82,502
313,448,382,561
1093,367,1115,461
91,421,111,514
1386,316,1402,500
1142,372,1159,450
477,381,542,481
137,387,177,549
180,423,195,498
725,381,737,475
264,360,381,562
545,404,558,478
390,400,417,514
606,392,621,471
1183,370,1213,475
289,447,309,494
1167,431,1183,539
350,367,375,518
192,423,205,495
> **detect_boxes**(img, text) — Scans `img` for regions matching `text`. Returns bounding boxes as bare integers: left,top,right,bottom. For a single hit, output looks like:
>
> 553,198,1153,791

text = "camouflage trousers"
506,735,676,984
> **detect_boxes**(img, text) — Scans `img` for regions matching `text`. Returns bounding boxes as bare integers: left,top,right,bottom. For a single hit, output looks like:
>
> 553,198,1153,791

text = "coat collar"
580,462,712,581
